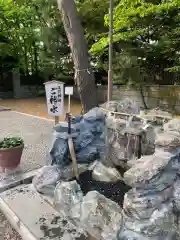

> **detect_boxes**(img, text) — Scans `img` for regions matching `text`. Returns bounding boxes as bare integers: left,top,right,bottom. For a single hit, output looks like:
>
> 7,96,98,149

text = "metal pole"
67,94,71,134
108,0,113,102
68,94,71,113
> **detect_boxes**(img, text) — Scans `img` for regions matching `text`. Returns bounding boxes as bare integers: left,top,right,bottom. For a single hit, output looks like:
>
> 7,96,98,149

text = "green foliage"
0,0,71,80
77,0,108,34
0,0,39,74
0,137,24,149
3,0,180,86
166,66,180,73
0,0,109,84
91,0,180,85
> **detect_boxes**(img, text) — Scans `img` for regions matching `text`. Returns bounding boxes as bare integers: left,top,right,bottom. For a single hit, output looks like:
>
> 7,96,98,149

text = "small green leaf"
0,137,24,149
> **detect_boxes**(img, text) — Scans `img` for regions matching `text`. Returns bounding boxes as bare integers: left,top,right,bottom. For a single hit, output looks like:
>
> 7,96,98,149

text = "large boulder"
123,202,174,237
123,187,173,219
124,151,174,187
92,162,123,182
54,181,83,216
117,227,175,240
71,191,123,240
164,118,180,133
155,132,180,150
32,165,61,196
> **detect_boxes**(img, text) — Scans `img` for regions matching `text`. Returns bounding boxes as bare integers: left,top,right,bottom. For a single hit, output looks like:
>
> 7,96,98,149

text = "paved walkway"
0,97,77,239
0,97,81,239
0,110,55,239
0,111,54,180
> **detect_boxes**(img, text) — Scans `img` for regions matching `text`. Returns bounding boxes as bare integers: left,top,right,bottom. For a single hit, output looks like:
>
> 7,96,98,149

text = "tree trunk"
139,85,148,109
24,48,29,76
57,0,98,113
33,41,38,75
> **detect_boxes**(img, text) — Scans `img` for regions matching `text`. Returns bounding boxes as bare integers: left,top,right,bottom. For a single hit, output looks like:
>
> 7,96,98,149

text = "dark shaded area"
115,165,128,177
0,56,18,74
77,170,131,207
20,74,44,86
94,69,107,85
38,215,87,240
0,71,13,92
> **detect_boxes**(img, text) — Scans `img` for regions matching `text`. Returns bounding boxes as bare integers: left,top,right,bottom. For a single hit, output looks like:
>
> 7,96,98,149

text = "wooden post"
68,138,79,180
55,116,59,125
64,86,79,179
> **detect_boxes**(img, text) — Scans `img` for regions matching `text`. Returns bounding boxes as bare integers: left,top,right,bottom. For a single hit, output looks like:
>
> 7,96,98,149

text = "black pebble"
77,170,131,207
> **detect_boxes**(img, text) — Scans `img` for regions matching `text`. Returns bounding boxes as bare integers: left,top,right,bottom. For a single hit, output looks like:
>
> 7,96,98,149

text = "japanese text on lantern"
49,86,61,113
44,81,64,116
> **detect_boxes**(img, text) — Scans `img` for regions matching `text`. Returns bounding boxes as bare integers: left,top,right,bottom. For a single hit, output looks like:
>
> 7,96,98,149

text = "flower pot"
0,145,24,170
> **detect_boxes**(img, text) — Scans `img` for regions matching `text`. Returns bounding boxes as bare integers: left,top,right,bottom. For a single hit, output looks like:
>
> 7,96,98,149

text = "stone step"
0,169,40,193
0,184,96,240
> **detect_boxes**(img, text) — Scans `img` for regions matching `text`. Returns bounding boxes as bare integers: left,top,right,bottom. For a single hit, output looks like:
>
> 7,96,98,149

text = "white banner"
44,81,64,116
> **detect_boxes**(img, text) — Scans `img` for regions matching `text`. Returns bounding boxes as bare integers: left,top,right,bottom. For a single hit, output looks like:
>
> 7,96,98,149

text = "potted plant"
0,137,24,171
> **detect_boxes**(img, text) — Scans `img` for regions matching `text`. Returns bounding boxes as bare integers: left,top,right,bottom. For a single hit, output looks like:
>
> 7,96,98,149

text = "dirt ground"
0,97,81,239
0,97,82,120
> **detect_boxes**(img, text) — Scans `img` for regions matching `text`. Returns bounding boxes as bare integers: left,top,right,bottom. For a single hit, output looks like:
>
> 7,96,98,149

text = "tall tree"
57,0,98,112
0,0,73,81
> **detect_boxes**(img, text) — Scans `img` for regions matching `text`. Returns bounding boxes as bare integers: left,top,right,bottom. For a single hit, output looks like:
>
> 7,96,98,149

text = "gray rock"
106,115,156,168
50,107,106,167
124,202,174,237
92,162,123,182
124,151,173,187
105,115,126,130
155,132,180,150
117,227,175,240
54,181,83,216
107,135,127,167
53,122,76,134
83,107,105,121
60,162,96,180
173,180,180,211
32,165,61,196
147,108,172,119
123,187,173,220
164,118,180,133
139,171,177,193
127,156,147,168
116,98,140,115
100,101,118,112
71,191,123,240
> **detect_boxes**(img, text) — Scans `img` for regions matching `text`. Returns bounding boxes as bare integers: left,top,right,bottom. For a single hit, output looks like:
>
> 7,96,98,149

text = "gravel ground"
0,212,21,240
0,110,54,239
0,111,54,180
0,97,81,120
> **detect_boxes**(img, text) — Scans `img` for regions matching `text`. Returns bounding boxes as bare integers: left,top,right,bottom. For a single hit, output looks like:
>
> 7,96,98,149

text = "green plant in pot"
0,137,24,171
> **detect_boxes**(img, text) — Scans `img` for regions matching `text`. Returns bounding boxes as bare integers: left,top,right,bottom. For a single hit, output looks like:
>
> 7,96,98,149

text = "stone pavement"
0,111,54,181
0,184,90,240
0,184,98,240
0,110,55,239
